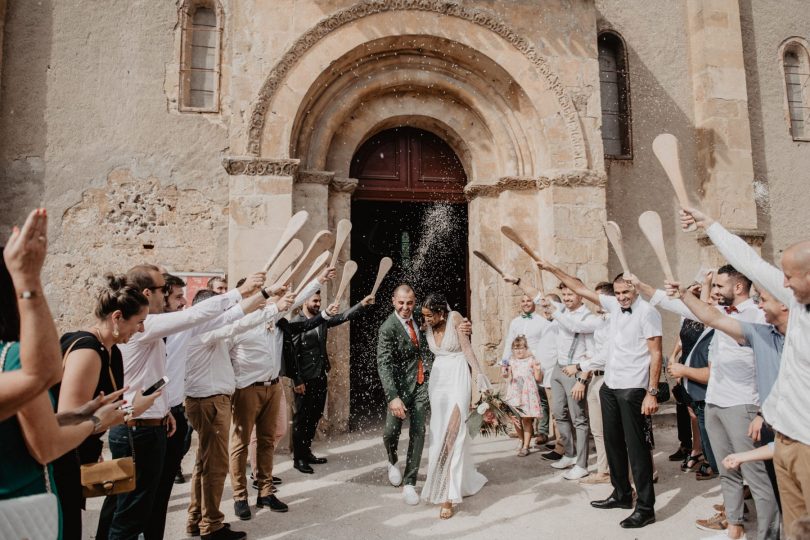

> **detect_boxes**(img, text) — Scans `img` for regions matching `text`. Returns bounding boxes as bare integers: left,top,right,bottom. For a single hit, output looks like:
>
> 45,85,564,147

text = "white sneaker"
550,455,577,469
402,484,420,505
563,465,590,480
387,463,402,486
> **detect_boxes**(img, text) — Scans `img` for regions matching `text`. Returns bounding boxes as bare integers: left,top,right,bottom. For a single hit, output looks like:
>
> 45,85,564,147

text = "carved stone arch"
246,0,589,169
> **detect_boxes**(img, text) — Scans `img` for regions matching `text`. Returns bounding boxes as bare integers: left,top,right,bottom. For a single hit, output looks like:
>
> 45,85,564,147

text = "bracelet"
17,290,40,300
260,288,270,299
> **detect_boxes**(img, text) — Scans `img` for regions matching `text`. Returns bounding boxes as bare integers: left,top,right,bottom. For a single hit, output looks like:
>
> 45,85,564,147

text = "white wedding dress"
422,311,488,504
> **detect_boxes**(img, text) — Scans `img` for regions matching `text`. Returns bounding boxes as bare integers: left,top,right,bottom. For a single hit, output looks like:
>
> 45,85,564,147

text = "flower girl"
501,335,543,456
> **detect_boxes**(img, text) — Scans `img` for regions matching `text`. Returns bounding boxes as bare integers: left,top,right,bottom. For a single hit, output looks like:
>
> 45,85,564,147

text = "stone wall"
740,0,810,261
0,1,231,330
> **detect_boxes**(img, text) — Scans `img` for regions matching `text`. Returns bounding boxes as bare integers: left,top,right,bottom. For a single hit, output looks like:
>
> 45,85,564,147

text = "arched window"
780,40,810,140
179,2,222,112
598,31,632,159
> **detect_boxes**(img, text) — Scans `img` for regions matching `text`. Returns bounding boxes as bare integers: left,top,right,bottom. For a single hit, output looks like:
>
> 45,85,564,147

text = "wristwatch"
260,288,270,299
647,386,659,397
576,376,588,384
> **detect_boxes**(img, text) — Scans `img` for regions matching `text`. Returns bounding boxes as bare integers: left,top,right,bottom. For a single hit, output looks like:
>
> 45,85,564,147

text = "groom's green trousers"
383,382,430,486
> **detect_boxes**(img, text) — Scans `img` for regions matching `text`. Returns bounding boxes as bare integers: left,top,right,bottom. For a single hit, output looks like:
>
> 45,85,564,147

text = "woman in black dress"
50,274,159,538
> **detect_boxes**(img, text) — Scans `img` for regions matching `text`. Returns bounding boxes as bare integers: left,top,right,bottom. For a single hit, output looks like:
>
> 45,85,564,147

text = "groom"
377,284,432,505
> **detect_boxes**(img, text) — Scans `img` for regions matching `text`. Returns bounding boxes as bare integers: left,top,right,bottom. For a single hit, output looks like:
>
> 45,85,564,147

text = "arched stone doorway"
348,126,468,427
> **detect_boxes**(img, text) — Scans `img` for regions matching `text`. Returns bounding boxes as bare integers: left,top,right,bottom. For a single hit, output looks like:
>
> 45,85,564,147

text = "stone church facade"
1,0,808,433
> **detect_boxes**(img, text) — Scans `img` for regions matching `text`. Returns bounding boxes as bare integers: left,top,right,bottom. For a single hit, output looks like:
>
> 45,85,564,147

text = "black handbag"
671,382,692,406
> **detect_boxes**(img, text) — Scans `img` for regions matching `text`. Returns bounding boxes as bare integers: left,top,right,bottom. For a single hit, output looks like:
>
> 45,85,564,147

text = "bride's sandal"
439,503,454,519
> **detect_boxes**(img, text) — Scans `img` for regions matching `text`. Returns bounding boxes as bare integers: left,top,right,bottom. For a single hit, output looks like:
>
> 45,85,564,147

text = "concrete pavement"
84,414,738,539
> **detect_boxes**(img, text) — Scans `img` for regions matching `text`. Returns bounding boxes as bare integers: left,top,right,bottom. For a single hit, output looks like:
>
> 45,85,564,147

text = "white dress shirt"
650,290,764,407
704,222,810,442
502,311,557,386
395,312,421,341
164,299,243,407
600,294,663,390
184,303,278,398
554,312,610,372
119,288,243,419
549,302,598,367
230,279,322,389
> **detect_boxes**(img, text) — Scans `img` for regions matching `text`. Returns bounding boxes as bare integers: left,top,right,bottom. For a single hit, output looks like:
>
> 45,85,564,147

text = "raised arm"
622,273,657,300
667,281,745,344
549,304,604,334
325,295,375,328
681,208,789,305
0,209,63,421
537,260,600,305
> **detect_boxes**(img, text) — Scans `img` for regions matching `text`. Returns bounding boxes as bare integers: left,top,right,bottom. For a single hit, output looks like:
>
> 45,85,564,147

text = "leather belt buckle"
254,377,280,387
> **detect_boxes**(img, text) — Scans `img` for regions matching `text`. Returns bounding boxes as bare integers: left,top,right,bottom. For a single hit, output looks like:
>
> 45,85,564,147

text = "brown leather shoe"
695,512,728,532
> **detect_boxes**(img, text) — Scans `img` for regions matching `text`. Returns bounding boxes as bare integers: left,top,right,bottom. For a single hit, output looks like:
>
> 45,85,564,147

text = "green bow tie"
521,313,533,319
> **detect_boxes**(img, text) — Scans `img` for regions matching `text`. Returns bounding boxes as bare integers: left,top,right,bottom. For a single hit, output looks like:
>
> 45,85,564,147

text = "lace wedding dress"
421,311,488,504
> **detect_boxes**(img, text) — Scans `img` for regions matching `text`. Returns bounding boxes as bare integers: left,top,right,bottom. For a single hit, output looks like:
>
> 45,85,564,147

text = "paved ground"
84,411,741,540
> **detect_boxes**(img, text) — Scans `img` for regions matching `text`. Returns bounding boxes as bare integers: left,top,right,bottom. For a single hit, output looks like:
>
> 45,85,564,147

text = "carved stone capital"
330,177,359,193
246,0,588,168
222,157,300,177
297,170,334,185
697,228,766,247
464,169,607,199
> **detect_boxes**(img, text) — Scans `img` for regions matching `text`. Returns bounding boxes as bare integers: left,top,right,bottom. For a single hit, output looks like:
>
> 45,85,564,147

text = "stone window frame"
598,30,633,160
178,0,223,113
778,37,810,142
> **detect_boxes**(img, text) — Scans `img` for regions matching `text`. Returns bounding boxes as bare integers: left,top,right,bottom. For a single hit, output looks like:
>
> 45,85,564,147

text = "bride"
420,293,489,519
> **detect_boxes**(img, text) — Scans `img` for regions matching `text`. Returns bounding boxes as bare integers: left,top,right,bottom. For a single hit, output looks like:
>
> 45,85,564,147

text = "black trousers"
676,402,693,450
600,384,655,513
292,373,328,460
144,404,189,540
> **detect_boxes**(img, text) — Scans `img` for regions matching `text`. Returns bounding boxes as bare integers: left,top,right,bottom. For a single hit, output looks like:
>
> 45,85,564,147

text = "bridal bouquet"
467,390,522,438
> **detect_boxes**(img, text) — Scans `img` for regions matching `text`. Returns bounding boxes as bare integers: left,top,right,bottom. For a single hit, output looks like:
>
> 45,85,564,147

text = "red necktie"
406,319,424,385
725,305,738,314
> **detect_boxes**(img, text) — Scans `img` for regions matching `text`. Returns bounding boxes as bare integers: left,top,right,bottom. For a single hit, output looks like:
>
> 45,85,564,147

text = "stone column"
687,0,761,264
223,157,300,280
323,177,358,434
466,170,607,378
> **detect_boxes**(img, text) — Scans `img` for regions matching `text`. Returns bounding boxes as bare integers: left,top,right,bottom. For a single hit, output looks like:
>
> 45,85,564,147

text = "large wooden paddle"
276,230,334,288
604,221,631,276
263,210,309,272
369,257,393,298
294,250,331,295
266,239,303,284
323,219,352,302
473,250,506,277
652,133,697,232
500,226,546,295
638,210,675,282
333,260,358,306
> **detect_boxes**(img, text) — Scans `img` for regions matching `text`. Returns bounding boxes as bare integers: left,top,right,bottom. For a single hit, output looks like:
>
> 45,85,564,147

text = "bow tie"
725,305,738,314
621,307,632,314
521,313,533,319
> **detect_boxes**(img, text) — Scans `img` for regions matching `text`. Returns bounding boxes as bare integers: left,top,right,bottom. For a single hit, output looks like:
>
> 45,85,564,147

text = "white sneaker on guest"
550,455,577,469
388,463,402,486
563,465,590,480
402,485,419,505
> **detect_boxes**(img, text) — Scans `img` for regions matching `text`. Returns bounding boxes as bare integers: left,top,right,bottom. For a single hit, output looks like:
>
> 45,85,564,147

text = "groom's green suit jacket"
376,312,434,404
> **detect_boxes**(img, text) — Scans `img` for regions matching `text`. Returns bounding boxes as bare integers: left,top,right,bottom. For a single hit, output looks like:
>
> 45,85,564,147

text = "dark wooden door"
350,127,467,202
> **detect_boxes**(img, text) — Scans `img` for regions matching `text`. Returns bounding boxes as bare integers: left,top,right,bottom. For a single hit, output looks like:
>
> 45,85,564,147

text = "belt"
126,416,168,427
592,370,605,376
776,431,798,444
252,377,280,387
